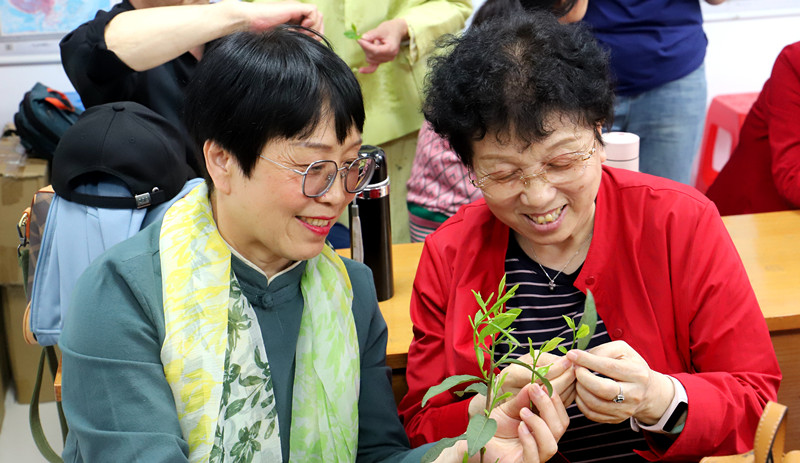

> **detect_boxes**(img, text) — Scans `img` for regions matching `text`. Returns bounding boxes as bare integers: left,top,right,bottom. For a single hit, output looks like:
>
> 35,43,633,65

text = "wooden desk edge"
766,315,800,333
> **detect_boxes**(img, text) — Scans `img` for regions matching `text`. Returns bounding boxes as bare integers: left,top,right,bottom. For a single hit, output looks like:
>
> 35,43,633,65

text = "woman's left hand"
565,341,675,425
356,18,408,73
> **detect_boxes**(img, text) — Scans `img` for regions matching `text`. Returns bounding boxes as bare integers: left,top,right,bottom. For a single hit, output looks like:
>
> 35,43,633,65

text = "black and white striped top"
496,235,649,462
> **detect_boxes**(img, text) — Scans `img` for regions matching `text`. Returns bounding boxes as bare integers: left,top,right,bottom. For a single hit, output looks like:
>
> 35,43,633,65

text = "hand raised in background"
356,18,408,73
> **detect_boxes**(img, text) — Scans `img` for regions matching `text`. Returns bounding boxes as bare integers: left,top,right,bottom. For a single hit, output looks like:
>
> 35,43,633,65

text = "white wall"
704,14,800,102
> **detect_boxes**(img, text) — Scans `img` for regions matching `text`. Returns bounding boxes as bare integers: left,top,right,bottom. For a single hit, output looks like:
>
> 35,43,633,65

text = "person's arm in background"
106,1,322,71
768,44,800,207
356,0,471,73
60,1,321,106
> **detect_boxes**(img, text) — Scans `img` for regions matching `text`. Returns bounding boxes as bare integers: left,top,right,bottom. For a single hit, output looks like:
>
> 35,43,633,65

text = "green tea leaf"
532,372,554,396
499,357,535,373
558,345,568,354
420,435,465,463
422,375,483,407
576,324,590,339
343,23,362,40
465,414,498,456
475,346,485,372
497,274,507,299
490,392,513,410
562,314,576,330
536,364,552,377
575,290,597,351
540,336,566,353
476,323,501,343
493,283,519,310
462,382,488,397
472,290,491,313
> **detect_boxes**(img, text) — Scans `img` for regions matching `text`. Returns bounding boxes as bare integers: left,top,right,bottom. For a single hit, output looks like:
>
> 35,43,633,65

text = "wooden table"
369,210,800,445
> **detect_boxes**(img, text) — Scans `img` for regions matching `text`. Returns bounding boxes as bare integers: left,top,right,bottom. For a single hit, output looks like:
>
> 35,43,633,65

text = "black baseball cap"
52,101,188,209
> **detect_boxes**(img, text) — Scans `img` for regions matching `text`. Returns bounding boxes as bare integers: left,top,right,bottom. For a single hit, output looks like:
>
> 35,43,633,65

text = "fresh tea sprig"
420,279,598,463
344,23,362,40
421,275,520,462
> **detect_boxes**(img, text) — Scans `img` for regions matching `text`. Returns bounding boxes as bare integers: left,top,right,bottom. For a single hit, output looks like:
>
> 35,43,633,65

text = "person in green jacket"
256,0,472,243
59,26,568,462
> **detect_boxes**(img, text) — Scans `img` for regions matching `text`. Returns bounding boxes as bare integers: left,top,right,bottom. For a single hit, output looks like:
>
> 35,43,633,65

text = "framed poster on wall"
0,0,113,65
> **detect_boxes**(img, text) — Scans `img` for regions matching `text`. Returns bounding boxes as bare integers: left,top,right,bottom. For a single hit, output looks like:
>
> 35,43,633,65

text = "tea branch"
343,23,363,40
420,279,597,463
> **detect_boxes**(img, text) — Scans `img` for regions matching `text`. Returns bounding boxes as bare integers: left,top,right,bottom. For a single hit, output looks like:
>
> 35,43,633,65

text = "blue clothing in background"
583,0,707,96
611,63,707,185
583,0,710,184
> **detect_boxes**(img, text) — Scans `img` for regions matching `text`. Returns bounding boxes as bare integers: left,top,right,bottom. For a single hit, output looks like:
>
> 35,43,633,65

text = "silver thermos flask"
349,146,394,301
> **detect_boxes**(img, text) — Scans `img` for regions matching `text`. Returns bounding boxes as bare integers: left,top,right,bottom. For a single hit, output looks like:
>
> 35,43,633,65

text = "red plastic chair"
695,92,760,193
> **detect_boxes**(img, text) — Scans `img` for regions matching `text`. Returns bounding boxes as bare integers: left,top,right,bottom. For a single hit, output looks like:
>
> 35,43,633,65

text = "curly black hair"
423,10,614,167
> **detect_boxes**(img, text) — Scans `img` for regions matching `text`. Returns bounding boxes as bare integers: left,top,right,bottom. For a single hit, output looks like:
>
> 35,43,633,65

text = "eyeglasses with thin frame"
471,139,597,198
260,152,377,198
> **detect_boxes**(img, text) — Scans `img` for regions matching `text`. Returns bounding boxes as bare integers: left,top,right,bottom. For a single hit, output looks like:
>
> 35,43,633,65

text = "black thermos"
349,146,394,301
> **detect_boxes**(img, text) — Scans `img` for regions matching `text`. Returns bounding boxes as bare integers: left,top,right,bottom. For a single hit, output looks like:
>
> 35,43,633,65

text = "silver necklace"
529,234,593,291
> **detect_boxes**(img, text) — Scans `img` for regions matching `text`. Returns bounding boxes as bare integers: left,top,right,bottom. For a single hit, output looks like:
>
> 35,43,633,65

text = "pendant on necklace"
548,281,556,291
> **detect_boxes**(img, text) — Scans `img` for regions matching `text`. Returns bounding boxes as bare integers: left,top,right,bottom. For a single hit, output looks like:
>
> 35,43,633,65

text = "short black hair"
183,27,365,183
424,11,613,167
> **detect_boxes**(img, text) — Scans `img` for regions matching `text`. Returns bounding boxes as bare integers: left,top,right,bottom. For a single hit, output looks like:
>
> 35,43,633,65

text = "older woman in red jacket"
398,10,781,462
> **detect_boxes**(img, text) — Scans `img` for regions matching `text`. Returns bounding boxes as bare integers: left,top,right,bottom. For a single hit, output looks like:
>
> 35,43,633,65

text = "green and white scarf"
159,182,360,462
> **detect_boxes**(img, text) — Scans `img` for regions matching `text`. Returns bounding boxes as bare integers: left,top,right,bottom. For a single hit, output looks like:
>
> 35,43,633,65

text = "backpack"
15,99,196,462
13,83,83,162
16,177,202,463
18,178,203,347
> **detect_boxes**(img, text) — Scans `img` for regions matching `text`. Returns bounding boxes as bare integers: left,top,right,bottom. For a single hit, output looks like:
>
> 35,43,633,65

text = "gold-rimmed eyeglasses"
471,139,597,198
260,151,376,198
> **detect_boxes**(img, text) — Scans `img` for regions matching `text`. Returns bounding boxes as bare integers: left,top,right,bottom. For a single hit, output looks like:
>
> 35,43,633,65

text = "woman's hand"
469,352,576,417
356,18,409,73
436,383,569,463
566,341,675,425
235,1,324,35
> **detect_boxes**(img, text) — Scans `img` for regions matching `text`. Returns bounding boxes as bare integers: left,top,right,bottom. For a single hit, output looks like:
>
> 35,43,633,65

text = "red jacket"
398,166,780,461
706,41,800,215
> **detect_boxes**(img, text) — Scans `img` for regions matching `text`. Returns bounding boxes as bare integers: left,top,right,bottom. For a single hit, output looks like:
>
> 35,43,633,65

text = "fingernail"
566,350,578,361
532,384,545,396
520,407,533,418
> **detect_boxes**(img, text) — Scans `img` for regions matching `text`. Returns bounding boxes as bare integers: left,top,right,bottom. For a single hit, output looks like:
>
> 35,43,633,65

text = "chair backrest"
694,92,760,193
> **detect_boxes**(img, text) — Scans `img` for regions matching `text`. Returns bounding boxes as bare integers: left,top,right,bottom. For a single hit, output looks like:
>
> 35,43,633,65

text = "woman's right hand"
469,352,576,417
438,383,569,462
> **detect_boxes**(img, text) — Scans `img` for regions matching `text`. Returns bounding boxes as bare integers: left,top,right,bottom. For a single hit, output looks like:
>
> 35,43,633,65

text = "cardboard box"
0,135,49,285
1,285,56,404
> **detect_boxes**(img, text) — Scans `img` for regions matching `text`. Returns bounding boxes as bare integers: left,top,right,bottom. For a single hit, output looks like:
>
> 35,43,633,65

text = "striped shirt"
496,235,649,462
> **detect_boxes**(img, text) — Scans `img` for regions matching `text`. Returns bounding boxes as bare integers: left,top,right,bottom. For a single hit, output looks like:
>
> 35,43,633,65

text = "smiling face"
472,117,606,254
207,114,362,277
